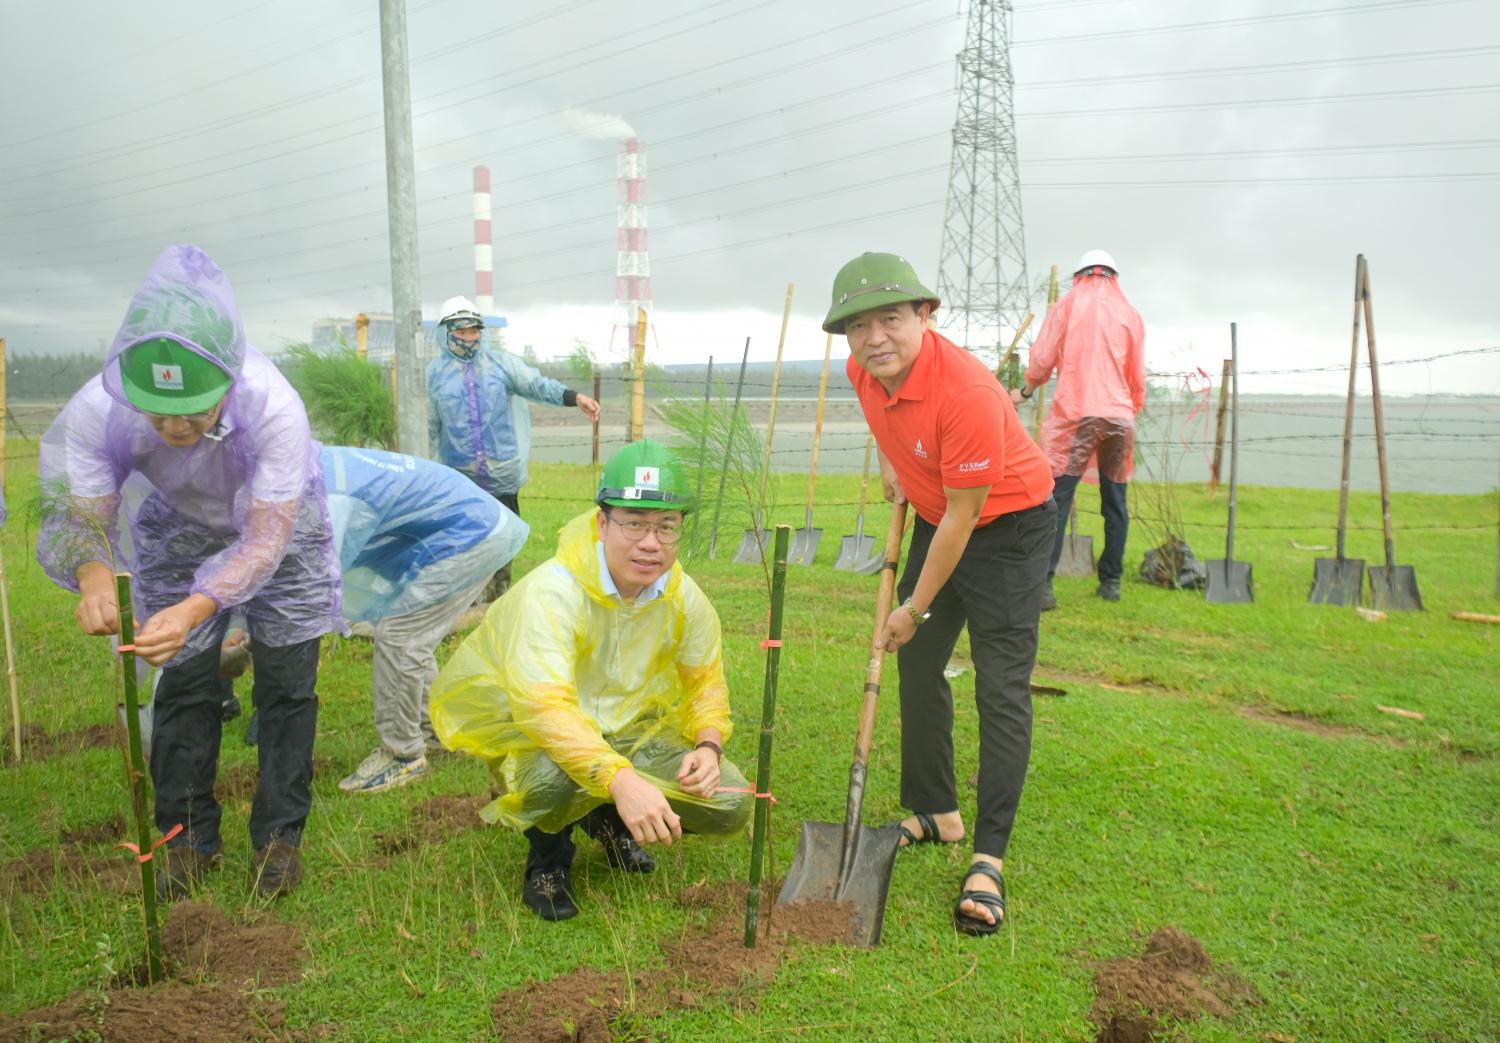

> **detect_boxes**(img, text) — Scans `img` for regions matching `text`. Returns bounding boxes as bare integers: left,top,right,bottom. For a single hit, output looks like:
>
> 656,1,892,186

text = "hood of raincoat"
101,245,244,411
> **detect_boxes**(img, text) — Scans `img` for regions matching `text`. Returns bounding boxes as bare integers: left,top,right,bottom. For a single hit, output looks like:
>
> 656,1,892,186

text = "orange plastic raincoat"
1024,271,1146,482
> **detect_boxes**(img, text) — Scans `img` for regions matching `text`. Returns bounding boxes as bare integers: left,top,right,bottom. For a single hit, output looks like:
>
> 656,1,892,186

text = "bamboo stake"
753,284,795,525
994,313,1035,383
1451,612,1500,625
1031,266,1059,441
744,525,790,948
115,574,166,983
355,312,370,360
0,336,18,762
687,357,713,555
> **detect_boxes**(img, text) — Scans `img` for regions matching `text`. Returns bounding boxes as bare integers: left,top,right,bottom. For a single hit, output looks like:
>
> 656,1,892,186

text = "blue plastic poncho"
36,245,341,660
425,347,569,498
322,445,529,623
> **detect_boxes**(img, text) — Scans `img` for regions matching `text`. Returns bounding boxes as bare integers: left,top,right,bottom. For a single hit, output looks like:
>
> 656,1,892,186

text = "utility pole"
935,0,1031,367
378,0,427,454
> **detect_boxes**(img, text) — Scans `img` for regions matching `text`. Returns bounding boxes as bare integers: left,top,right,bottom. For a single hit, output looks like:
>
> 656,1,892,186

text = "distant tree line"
4,352,99,402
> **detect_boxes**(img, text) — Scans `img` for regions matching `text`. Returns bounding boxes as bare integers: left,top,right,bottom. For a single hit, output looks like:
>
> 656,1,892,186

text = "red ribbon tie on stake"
118,822,184,863
716,786,777,804
115,644,137,653
760,639,782,649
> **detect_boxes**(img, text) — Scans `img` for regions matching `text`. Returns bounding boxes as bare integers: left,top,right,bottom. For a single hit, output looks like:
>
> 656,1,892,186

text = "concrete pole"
378,0,427,455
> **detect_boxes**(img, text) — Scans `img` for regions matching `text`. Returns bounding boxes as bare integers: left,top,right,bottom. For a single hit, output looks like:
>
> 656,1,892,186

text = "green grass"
1,444,1497,1041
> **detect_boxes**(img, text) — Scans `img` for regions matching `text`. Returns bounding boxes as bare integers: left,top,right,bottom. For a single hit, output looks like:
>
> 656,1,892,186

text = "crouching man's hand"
676,746,721,798
607,767,682,846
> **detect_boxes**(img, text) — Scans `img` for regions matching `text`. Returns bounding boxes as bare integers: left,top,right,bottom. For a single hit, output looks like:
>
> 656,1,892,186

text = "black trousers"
1049,473,1129,583
152,619,321,854
523,805,628,876
896,499,1055,859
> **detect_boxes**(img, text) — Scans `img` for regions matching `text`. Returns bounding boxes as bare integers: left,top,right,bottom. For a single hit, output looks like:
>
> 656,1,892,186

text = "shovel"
777,500,908,947
1359,259,1423,611
1310,256,1367,605
1054,500,1095,578
1206,322,1253,603
790,334,833,565
736,282,794,565
835,435,881,573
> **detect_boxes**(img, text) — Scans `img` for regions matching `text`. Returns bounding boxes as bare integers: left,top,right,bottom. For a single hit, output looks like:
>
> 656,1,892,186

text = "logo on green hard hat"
822,252,940,335
119,337,233,415
597,439,692,512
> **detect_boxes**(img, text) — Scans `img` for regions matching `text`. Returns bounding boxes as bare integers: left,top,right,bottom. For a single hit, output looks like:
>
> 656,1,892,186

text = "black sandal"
890,811,957,848
953,861,1006,937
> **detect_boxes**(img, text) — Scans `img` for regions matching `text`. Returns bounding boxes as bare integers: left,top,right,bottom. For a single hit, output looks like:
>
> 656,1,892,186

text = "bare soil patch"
375,793,488,856
2,814,141,898
0,901,314,1043
1,722,119,762
1240,706,1408,748
1089,927,1259,1043
490,882,858,1041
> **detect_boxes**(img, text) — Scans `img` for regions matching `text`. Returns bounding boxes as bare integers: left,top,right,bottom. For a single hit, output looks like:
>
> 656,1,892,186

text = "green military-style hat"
118,337,233,415
597,439,693,512
822,252,940,335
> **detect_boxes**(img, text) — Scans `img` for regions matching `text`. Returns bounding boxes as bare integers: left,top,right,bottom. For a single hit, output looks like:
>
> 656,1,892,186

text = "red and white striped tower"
615,137,651,326
473,165,494,315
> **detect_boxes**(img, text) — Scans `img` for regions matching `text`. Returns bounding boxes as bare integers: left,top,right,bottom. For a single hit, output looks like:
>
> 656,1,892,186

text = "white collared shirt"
597,541,668,604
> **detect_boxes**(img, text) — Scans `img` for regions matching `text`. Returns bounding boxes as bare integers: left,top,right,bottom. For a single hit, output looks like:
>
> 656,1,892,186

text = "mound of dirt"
490,882,859,1040
1,722,118,762
2,843,140,899
0,901,312,1043
1090,927,1260,1043
376,793,488,856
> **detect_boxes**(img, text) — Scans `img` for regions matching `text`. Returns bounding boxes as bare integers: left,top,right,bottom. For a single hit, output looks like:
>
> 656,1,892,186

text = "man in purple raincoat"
38,245,341,900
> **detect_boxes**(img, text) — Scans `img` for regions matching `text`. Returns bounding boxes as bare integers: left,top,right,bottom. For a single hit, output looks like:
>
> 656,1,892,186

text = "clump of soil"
1090,927,1260,1042
217,757,335,802
61,814,128,847
490,882,860,1041
0,901,313,1043
376,793,488,856
2,814,141,899
1,722,118,762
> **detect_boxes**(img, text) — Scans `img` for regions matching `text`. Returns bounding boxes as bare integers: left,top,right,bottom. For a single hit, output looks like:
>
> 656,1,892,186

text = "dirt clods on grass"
1090,927,1260,1043
490,883,858,1041
1,722,118,762
0,901,312,1043
376,793,488,856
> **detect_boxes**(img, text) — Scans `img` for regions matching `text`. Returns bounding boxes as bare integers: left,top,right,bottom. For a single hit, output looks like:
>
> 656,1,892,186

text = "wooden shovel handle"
852,500,909,764
806,334,832,512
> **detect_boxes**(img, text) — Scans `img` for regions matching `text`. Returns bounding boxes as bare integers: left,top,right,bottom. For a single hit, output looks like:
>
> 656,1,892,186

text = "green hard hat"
822,252,940,334
119,337,232,415
597,439,692,512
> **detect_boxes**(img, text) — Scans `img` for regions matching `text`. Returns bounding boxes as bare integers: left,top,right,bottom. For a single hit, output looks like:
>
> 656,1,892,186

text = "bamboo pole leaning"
744,525,791,947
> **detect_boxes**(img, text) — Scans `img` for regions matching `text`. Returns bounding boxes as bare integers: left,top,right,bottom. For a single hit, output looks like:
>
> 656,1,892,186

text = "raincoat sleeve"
505,583,632,796
1127,313,1147,414
189,407,310,610
675,578,734,743
1024,295,1070,388
497,352,568,407
36,384,127,590
426,369,444,457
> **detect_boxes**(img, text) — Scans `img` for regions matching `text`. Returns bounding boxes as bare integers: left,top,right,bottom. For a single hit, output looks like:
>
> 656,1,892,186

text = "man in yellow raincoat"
430,439,752,921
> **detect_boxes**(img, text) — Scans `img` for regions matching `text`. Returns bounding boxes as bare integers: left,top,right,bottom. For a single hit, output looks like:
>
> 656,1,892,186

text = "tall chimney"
473,165,494,315
615,138,651,327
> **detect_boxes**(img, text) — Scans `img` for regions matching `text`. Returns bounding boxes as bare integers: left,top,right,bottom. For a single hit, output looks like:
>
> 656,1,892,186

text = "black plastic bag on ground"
1139,538,1208,590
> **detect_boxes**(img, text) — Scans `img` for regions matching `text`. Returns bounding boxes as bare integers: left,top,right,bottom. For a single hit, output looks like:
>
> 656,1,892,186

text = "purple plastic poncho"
36,245,341,662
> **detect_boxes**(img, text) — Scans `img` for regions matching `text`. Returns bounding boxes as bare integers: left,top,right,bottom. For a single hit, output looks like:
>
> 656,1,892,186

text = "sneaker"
1039,579,1057,612
522,867,578,921
1097,578,1122,602
220,695,243,722
156,843,222,901
338,748,429,794
251,842,302,899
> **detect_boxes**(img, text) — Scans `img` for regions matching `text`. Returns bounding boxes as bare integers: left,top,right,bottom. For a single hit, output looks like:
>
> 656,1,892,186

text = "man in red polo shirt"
825,252,1055,937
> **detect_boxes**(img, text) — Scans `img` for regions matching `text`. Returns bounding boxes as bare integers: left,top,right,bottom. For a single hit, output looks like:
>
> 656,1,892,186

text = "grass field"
1,446,1497,1041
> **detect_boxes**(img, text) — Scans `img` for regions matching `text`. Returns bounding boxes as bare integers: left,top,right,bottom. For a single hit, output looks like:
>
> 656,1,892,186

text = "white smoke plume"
561,108,636,140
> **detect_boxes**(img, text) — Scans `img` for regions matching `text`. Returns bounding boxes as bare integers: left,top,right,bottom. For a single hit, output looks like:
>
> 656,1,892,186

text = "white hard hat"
1073,250,1118,276
439,295,484,327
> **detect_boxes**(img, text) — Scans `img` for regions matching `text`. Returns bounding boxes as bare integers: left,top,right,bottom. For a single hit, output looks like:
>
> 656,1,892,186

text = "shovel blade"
788,527,823,566
1367,565,1423,612
733,529,770,565
833,534,876,571
853,550,885,576
1204,558,1254,603
1309,557,1365,606
776,820,904,947
1055,535,1095,578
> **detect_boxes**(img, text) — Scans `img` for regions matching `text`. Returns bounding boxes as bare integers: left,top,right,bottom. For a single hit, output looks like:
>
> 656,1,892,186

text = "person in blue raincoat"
322,445,529,794
426,296,600,598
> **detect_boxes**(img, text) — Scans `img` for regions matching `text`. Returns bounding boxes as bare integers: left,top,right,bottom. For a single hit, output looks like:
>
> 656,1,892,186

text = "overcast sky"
1,0,1496,395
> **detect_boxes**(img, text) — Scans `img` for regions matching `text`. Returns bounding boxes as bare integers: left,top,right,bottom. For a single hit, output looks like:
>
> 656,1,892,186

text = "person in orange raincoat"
1013,250,1146,606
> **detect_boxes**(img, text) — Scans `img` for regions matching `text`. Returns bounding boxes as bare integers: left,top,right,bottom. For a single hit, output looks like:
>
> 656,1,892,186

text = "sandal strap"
914,811,940,844
894,823,918,845
965,861,1004,891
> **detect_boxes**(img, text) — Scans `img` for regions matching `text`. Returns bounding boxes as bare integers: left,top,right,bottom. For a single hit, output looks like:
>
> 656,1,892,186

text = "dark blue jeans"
152,621,321,854
1049,474,1129,583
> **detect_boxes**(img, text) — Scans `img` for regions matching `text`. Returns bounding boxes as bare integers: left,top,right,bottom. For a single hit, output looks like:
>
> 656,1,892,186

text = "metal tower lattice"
935,0,1030,361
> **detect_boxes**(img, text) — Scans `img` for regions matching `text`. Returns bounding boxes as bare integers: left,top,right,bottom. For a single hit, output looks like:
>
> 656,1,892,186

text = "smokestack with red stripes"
473,165,494,315
615,137,651,327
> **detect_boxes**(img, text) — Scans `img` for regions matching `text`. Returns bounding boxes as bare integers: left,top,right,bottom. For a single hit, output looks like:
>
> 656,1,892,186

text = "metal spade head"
834,533,877,571
788,526,823,566
1205,558,1254,603
1367,564,1423,612
1055,534,1096,578
1309,556,1365,606
733,528,770,565
776,820,904,947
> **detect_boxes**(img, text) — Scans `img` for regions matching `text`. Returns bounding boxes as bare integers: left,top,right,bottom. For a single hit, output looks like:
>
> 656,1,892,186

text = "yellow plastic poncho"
430,510,750,833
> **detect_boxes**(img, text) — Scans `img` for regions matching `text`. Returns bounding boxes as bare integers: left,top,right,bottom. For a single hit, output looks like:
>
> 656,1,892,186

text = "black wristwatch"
1019,385,1034,400
694,739,723,762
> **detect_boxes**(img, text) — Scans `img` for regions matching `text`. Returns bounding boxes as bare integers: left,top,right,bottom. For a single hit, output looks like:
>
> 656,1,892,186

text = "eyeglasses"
605,513,683,544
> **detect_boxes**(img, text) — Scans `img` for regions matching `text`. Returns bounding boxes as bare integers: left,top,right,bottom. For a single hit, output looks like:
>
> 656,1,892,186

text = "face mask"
447,331,480,360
